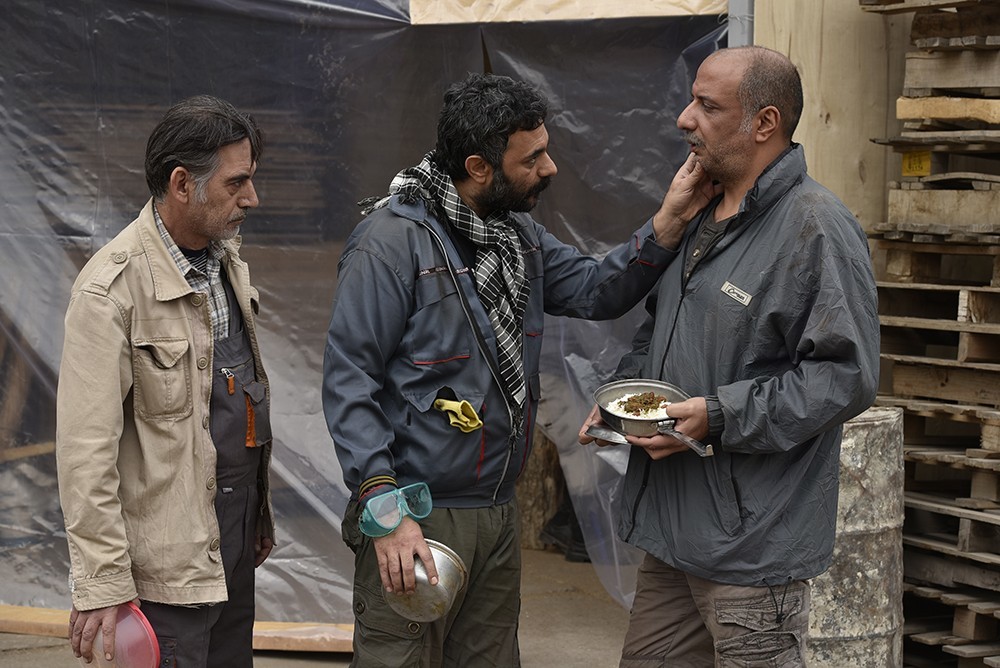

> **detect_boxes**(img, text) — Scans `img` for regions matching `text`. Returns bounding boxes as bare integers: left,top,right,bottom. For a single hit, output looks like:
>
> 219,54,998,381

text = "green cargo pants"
343,498,522,667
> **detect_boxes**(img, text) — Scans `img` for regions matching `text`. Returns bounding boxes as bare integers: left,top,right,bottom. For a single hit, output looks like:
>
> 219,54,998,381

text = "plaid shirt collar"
153,205,230,340
152,205,225,281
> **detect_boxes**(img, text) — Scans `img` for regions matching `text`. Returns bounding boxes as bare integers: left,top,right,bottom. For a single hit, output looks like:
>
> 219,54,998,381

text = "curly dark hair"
144,95,263,200
434,73,548,181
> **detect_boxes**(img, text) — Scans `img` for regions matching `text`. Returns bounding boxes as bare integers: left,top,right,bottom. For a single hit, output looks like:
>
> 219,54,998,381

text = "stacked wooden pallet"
863,1,1000,665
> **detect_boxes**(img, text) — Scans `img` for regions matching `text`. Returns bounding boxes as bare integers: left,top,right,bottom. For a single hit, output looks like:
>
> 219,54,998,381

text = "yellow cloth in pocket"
433,399,483,433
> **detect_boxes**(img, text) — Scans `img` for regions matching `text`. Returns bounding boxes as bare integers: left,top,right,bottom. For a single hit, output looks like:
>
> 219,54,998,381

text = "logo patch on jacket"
721,281,752,306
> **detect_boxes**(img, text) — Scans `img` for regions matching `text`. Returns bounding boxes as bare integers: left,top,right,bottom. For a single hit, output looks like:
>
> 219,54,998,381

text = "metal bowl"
594,379,690,437
384,539,468,622
592,379,713,457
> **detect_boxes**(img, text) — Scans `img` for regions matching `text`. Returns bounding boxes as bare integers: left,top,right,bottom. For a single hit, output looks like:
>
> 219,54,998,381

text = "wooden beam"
898,96,1000,124
888,189,1000,233
864,0,997,15
905,50,1000,93
0,605,354,653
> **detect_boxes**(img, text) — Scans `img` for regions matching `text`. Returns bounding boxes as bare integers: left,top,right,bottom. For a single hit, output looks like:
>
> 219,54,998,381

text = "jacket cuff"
358,475,397,506
635,218,678,266
70,569,138,612
704,395,725,436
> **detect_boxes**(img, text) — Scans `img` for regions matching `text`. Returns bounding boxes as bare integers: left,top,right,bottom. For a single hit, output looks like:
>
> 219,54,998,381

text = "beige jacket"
56,199,274,611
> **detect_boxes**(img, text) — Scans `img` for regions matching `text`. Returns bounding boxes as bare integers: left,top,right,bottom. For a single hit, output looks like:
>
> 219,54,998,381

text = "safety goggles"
359,482,433,538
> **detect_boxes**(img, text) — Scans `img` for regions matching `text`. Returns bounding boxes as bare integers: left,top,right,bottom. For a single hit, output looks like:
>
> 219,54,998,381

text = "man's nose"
539,153,558,178
677,102,696,130
240,180,260,209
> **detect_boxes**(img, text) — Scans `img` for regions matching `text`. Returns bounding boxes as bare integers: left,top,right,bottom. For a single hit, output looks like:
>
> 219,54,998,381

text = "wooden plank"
910,4,1000,43
251,621,353,652
0,604,355,652
0,605,69,637
898,96,1000,124
904,447,1000,475
906,492,1000,526
873,134,1000,155
905,50,1000,92
912,629,971,645
920,172,1000,187
876,222,1000,249
904,534,1000,567
943,641,1000,657
0,441,54,463
876,281,1000,362
875,240,1000,257
969,600,1000,615
874,240,1000,286
881,315,1000,335
876,396,1000,423
864,0,1000,15
874,228,1000,245
888,355,1000,406
888,189,1000,233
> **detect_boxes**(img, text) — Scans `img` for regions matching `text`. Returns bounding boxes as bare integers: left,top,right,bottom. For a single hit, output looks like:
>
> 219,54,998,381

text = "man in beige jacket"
56,95,275,667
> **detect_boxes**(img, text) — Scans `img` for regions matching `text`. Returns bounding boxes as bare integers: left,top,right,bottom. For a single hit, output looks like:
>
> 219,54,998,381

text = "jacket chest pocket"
408,269,473,364
132,338,193,420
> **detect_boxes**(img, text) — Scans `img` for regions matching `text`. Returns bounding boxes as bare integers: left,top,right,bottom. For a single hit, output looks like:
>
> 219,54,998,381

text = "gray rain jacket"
615,145,880,586
324,195,670,508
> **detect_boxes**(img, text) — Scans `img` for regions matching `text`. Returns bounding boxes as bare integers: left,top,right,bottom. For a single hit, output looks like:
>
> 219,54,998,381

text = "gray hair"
144,95,263,201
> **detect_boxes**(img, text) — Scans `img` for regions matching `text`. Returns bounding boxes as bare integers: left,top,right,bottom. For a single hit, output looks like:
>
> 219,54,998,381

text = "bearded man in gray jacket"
323,73,717,667
580,46,880,666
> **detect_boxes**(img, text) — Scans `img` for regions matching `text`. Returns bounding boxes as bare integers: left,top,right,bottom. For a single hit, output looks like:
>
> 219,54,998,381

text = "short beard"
475,167,550,216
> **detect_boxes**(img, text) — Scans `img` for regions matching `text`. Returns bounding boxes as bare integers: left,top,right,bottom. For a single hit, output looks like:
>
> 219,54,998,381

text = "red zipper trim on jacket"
414,354,471,365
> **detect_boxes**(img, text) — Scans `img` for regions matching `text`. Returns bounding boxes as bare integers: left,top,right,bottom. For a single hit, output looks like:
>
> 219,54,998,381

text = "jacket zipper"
624,243,692,535
423,222,517,504
624,459,651,542
220,368,236,395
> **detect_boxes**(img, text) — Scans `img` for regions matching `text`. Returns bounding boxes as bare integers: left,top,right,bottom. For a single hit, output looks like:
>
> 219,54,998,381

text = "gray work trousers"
620,552,810,668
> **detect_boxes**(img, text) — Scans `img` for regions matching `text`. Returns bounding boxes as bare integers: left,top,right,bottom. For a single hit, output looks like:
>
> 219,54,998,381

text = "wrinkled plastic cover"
0,0,722,621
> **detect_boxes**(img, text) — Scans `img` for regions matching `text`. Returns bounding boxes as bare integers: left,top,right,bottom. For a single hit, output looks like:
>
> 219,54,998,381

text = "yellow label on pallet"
902,150,932,177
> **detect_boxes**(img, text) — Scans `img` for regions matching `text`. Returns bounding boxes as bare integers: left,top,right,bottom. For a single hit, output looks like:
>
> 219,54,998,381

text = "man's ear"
167,166,194,204
464,155,493,185
754,106,781,143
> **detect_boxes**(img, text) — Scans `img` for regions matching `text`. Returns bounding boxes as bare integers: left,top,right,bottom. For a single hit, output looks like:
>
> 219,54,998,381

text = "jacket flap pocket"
715,588,804,632
404,385,485,413
134,338,189,369
243,379,266,404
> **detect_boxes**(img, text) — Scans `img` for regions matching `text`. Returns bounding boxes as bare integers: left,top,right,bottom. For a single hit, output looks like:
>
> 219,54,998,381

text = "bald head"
707,47,803,142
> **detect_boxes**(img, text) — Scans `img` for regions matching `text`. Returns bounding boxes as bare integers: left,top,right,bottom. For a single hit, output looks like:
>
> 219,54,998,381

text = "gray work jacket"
615,145,880,586
324,195,669,507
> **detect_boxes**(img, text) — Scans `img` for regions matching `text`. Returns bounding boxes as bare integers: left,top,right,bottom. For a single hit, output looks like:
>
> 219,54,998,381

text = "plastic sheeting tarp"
0,0,723,621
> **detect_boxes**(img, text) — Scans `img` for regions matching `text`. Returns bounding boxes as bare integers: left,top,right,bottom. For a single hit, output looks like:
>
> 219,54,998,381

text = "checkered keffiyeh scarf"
361,152,528,438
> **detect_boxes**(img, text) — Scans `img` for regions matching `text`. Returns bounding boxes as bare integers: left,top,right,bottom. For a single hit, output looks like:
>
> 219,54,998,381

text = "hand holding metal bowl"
590,379,714,457
384,540,468,622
